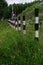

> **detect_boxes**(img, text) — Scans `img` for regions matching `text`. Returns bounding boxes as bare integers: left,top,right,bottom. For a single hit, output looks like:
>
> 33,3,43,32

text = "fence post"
35,8,39,40
15,18,18,30
14,20,15,28
18,17,21,30
23,16,26,34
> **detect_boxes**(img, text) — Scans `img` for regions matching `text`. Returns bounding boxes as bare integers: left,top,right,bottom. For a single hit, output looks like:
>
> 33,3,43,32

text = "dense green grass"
0,21,16,48
0,20,43,65
0,2,43,65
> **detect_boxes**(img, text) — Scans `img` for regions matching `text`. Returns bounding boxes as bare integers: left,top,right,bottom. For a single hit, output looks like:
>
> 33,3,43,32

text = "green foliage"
0,0,8,19
0,1,32,19
0,20,43,65
0,1,43,65
17,1,43,21
7,3,31,18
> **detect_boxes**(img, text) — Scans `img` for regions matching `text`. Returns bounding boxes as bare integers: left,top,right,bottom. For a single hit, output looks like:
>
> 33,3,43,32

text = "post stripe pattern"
35,8,39,40
15,19,18,30
23,16,26,34
18,17,21,30
8,20,15,26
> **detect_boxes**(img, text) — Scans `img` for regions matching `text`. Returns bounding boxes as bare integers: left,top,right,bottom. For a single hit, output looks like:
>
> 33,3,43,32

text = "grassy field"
0,2,43,65
0,20,43,65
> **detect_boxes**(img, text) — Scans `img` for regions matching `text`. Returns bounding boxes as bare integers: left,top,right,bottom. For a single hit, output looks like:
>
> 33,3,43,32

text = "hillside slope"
0,20,43,65
0,2,43,65
17,2,43,22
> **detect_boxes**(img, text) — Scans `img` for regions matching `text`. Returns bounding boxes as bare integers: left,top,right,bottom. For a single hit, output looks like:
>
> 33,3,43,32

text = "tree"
0,0,8,20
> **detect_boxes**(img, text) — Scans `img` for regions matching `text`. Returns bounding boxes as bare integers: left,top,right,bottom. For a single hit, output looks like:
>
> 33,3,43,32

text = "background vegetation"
0,0,43,65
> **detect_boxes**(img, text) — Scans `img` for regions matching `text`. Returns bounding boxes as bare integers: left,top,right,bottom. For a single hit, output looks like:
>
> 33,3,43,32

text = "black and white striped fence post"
18,17,21,30
35,8,39,40
11,20,15,28
14,20,15,28
23,16,26,34
15,19,18,30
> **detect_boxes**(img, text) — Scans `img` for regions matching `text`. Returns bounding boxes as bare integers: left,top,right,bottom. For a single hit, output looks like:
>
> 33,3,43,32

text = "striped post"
12,20,15,28
11,20,15,28
23,16,26,34
35,8,39,40
18,17,21,30
11,20,15,27
15,19,18,30
8,19,15,28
